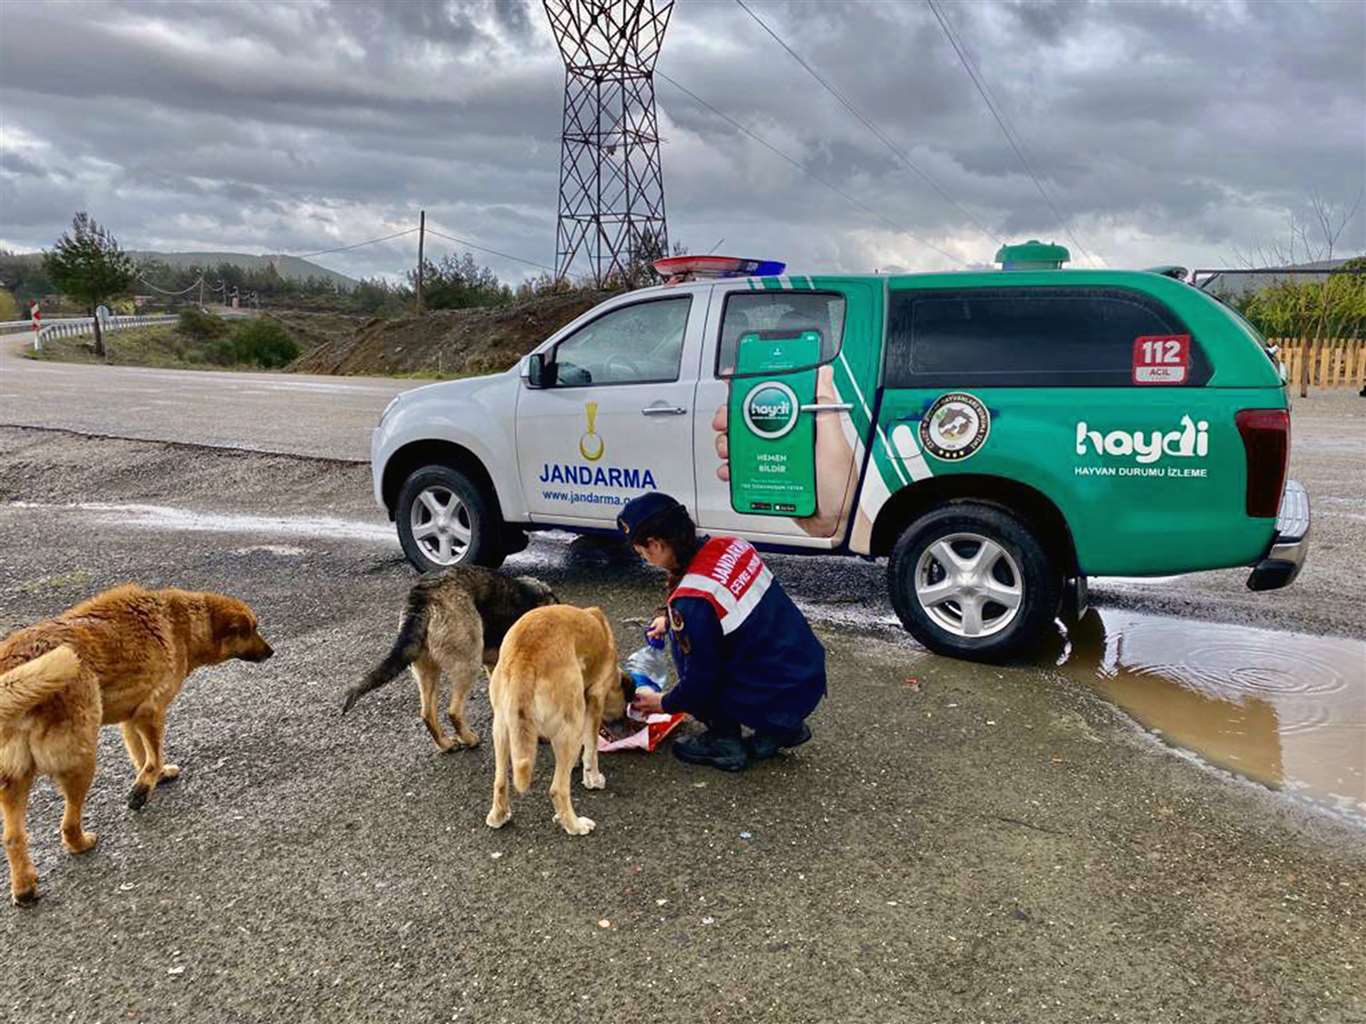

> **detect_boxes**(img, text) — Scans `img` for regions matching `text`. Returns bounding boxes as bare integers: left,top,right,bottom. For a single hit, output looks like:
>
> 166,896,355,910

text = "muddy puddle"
1055,609,1365,825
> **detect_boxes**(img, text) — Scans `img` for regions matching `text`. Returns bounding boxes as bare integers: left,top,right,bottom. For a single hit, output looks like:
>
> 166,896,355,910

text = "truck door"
515,291,703,526
692,277,883,548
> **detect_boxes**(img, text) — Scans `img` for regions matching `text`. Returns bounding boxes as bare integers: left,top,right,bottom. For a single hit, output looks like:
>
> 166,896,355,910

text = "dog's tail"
0,645,82,722
499,665,539,793
510,704,539,794
341,583,434,714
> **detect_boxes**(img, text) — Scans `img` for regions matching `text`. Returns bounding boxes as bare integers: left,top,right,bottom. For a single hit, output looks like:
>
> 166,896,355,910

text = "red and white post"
30,301,42,353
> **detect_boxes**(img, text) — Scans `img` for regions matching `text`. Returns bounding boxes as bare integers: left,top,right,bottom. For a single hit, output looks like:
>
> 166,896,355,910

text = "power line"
924,0,1096,267
136,273,204,296
656,70,962,264
291,227,420,259
424,227,556,273
734,0,1001,247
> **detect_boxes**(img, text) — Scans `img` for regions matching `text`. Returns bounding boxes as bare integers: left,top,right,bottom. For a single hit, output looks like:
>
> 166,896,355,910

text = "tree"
43,212,135,357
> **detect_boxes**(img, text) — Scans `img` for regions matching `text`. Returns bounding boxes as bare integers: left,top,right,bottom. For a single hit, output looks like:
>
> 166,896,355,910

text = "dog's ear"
207,594,254,639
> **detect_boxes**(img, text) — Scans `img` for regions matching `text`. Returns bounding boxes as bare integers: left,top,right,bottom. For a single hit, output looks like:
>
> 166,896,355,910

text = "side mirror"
527,352,556,388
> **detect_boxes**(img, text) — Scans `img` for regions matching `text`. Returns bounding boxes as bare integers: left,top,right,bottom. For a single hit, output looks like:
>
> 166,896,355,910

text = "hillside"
129,251,357,289
284,290,613,377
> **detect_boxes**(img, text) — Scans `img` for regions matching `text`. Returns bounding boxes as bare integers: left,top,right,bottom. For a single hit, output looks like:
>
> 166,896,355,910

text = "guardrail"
32,314,178,351
0,317,85,336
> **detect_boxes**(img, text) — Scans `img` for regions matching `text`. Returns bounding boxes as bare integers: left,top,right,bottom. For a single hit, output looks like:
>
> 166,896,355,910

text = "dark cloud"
1,0,1362,281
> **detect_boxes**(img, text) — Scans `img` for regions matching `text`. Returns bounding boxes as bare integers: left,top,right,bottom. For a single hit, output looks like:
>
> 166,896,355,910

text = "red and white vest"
669,536,774,636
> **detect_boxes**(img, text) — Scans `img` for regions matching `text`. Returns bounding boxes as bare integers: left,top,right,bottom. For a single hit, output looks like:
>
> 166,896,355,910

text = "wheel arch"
381,439,503,523
869,474,1080,576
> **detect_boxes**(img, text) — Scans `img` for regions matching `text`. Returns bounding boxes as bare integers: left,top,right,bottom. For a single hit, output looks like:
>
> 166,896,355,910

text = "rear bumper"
1246,480,1310,592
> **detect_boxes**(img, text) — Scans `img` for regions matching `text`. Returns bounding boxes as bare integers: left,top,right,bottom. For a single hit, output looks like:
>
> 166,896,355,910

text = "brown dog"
342,568,557,751
485,605,633,836
0,585,273,906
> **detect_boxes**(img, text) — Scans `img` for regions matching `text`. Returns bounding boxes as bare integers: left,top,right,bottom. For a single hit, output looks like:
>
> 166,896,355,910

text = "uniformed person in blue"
617,492,826,772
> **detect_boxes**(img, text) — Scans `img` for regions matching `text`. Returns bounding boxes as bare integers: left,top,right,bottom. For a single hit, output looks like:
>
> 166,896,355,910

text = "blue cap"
616,492,686,544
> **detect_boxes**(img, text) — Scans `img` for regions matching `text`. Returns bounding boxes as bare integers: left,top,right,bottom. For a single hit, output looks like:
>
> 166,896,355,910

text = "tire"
887,502,1062,662
396,464,505,572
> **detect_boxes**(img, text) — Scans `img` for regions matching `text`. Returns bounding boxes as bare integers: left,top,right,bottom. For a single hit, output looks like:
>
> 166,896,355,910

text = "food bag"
598,707,687,753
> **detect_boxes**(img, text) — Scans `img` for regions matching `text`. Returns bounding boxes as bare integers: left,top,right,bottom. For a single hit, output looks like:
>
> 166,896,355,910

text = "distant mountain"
129,251,357,290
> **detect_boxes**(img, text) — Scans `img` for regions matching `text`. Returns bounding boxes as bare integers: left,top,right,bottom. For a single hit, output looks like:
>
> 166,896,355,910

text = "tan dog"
0,585,273,906
485,605,633,836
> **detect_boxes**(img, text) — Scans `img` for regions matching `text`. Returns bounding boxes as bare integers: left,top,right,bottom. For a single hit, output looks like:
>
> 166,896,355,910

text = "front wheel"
887,502,1061,662
396,465,505,572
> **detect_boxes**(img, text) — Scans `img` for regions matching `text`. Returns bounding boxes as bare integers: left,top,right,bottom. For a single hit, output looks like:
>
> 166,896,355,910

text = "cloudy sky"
2,0,1363,284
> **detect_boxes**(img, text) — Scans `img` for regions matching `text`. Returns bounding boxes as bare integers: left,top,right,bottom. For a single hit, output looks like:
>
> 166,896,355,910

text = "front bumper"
1246,480,1310,592
370,427,389,515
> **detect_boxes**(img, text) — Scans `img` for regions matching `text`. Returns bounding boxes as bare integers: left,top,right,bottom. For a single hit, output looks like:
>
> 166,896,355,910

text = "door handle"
642,404,688,416
800,402,854,413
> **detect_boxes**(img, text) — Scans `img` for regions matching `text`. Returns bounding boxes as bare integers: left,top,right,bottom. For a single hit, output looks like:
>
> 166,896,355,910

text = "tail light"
1235,409,1289,517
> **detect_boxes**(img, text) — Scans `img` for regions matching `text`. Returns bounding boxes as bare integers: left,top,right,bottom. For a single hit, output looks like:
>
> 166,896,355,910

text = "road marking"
7,501,396,545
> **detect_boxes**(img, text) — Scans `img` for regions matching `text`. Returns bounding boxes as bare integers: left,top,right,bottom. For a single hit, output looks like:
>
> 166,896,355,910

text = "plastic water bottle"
624,631,671,697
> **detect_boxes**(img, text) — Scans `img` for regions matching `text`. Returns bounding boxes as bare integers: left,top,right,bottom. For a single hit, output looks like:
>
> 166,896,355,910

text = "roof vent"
995,240,1070,270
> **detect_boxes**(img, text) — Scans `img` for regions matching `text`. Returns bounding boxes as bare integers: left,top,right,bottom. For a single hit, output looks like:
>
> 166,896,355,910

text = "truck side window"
550,296,692,387
716,292,847,377
885,288,1209,387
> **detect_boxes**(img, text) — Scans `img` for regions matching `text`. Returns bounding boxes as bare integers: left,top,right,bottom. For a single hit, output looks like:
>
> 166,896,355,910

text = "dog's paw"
485,806,512,829
63,830,98,855
160,764,181,783
127,784,150,811
12,884,40,907
457,730,481,749
582,769,606,790
560,814,596,836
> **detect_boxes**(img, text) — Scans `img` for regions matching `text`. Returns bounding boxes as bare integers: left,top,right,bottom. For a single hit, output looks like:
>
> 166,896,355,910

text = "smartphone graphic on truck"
728,330,821,517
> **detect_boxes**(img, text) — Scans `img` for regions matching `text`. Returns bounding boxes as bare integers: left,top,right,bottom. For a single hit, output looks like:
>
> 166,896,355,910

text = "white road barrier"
31,314,178,351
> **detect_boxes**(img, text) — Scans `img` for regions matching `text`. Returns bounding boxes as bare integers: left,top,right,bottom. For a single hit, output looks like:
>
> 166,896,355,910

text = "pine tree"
43,212,135,357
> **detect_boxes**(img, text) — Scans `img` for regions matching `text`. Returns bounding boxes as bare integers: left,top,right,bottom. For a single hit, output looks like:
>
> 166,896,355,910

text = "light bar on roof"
653,255,787,282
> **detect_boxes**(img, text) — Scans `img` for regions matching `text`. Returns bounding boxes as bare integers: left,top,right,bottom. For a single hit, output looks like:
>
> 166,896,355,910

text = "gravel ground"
0,429,1363,1024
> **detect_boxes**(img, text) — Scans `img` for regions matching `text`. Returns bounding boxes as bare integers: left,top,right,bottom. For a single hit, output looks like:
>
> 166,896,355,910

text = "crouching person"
617,492,826,772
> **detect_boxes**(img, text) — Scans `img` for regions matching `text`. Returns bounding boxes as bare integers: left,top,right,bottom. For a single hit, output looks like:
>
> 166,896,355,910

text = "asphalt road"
1,338,405,460
0,430,1363,1024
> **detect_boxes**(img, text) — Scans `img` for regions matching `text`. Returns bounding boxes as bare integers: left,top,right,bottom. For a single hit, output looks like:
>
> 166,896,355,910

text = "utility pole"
416,209,426,314
199,276,205,309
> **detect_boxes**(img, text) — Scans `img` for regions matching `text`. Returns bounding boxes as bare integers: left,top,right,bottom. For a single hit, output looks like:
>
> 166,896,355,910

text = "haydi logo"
742,381,799,439
1075,415,1209,464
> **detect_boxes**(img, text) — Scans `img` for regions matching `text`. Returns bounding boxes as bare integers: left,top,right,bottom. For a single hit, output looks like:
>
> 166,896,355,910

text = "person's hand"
646,615,667,640
632,689,665,716
713,364,857,538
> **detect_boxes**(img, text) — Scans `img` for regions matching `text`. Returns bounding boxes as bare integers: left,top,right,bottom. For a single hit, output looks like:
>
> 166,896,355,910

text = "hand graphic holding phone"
713,364,863,538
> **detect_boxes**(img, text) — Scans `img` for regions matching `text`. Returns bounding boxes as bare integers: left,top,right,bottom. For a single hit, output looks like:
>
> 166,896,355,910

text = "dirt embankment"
285,291,612,377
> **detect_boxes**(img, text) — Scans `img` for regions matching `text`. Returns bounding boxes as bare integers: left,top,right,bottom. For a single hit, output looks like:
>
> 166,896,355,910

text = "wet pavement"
1054,609,1365,826
1,429,1364,1023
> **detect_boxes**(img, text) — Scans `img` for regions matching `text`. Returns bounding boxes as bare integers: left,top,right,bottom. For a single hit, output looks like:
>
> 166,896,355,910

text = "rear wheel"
396,465,505,572
887,502,1061,662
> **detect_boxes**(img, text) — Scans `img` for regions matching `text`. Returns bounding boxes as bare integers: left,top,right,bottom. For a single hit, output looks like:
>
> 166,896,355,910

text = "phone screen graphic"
728,330,821,517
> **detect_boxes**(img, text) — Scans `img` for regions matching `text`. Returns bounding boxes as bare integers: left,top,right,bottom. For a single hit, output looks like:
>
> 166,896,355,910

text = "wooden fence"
1271,338,1366,389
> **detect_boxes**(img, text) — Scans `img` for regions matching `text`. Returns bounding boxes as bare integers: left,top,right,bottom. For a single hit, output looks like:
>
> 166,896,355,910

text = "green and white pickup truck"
371,244,1309,661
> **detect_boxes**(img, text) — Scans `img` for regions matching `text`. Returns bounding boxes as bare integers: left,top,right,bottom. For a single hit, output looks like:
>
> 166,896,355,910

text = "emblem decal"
579,401,605,461
919,393,990,461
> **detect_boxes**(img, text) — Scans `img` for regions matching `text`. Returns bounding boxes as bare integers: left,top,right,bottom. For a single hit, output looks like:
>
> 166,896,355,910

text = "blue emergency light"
653,256,787,281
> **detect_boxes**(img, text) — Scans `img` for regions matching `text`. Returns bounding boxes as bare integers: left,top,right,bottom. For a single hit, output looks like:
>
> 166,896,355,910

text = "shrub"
230,319,299,368
178,306,228,340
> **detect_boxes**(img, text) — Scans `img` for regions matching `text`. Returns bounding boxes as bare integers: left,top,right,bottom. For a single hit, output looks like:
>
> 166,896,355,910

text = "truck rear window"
885,287,1209,387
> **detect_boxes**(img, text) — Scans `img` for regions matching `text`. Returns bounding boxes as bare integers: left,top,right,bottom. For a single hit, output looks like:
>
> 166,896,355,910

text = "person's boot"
673,730,750,772
747,722,812,762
